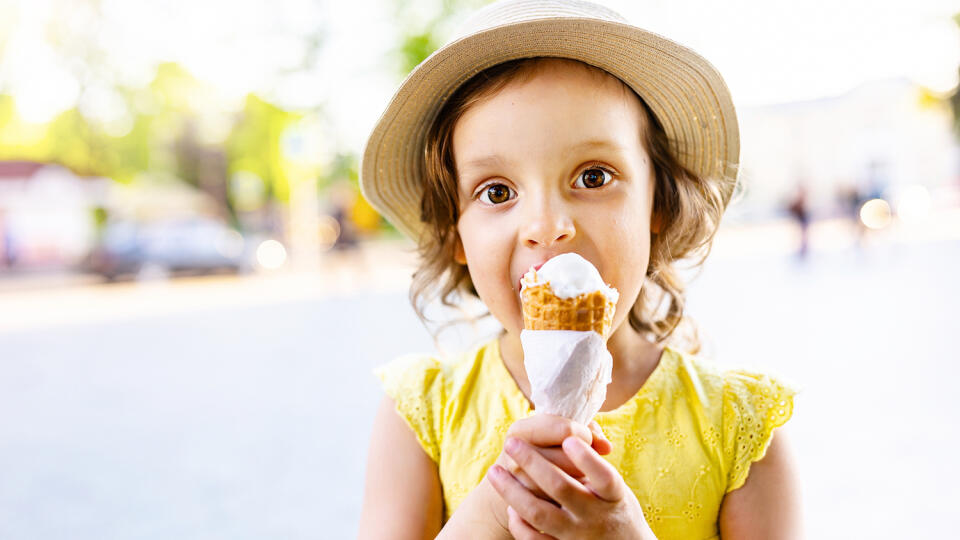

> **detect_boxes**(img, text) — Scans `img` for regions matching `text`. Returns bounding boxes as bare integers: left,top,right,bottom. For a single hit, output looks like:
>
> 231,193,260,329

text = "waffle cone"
521,284,615,337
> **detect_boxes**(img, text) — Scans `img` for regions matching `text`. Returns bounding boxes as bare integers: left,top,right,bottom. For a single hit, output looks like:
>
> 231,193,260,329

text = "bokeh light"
860,198,893,230
255,239,287,270
318,215,341,251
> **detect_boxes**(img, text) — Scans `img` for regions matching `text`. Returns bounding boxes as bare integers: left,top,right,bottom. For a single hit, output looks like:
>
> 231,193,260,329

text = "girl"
358,1,800,538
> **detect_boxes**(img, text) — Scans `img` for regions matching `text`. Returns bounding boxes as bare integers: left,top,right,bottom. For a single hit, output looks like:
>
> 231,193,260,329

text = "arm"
718,426,803,539
436,474,512,539
357,396,444,540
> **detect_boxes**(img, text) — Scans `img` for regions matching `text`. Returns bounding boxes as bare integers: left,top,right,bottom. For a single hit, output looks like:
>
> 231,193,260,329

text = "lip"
517,261,549,291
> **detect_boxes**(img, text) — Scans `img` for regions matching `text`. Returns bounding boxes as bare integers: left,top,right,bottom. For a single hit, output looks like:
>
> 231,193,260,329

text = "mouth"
517,261,548,292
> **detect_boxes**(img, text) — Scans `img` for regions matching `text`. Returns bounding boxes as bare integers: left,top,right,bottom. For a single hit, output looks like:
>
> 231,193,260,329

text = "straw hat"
361,0,739,241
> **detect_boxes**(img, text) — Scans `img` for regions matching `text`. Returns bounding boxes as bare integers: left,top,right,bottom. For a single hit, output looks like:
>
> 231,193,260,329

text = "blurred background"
1,0,958,537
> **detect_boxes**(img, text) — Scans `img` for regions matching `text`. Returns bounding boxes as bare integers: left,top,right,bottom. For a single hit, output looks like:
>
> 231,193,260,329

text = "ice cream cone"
521,282,615,337
519,253,618,424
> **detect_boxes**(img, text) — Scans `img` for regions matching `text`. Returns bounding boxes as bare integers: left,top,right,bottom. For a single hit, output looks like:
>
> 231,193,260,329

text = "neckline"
488,335,675,418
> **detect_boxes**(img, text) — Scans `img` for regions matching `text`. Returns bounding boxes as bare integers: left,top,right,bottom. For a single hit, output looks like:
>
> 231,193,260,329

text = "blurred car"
84,217,254,281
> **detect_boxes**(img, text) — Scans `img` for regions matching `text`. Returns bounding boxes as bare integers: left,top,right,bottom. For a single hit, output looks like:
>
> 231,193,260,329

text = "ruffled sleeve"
721,369,798,493
373,354,447,464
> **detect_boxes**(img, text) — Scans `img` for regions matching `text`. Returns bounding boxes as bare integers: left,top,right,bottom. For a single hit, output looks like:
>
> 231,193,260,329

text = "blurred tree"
0,0,329,228
226,94,301,205
0,96,145,180
393,0,492,76
321,152,359,189
0,62,210,184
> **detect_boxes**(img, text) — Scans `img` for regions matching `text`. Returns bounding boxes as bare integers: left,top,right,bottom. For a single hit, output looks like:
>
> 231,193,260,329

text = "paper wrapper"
520,329,612,425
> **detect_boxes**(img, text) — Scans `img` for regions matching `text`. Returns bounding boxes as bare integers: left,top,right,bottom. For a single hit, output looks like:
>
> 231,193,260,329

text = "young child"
358,1,800,538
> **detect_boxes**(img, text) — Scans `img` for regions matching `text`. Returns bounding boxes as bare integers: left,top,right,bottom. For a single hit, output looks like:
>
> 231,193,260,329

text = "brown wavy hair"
410,58,739,354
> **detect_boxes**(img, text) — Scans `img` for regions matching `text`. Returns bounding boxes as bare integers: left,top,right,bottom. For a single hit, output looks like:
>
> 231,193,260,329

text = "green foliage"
321,151,359,189
393,0,493,78
0,0,499,236
400,29,441,75
226,94,301,203
0,59,303,210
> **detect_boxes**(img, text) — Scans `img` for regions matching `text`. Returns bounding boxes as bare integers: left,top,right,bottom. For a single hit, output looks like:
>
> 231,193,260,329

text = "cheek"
458,222,512,295
600,204,652,293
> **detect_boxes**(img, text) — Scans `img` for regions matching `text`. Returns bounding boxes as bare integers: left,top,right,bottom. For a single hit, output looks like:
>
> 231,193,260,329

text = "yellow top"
374,337,797,540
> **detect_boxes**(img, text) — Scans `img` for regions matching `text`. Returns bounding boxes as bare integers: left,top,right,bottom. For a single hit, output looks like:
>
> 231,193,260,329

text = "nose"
520,192,576,247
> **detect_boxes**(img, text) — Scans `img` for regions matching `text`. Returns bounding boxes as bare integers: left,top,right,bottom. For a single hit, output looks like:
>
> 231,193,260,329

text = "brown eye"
480,183,514,205
576,167,611,189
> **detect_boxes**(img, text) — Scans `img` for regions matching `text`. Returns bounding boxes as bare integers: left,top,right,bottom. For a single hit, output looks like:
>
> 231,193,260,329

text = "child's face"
452,60,657,339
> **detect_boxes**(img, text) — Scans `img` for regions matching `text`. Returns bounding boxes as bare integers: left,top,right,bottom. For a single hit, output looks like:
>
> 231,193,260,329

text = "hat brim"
361,17,739,241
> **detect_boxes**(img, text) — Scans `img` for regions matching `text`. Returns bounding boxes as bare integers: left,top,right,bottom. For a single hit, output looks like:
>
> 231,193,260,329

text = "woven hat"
361,0,739,241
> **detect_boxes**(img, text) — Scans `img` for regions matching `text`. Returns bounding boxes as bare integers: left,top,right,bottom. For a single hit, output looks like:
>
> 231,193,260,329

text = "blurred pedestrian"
837,182,866,250
787,182,811,260
327,180,359,252
0,210,16,269
331,201,358,251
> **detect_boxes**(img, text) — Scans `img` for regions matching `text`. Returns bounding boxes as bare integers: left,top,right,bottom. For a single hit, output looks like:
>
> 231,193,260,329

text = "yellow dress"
374,337,797,540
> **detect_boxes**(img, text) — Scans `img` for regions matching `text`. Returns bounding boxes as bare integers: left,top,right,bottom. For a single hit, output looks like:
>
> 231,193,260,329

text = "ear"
453,234,467,265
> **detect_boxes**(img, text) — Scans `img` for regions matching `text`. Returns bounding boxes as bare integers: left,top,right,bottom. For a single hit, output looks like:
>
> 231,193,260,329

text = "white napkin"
520,329,612,425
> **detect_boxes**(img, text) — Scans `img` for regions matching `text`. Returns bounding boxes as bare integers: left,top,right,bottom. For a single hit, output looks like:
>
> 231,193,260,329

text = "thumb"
588,420,613,455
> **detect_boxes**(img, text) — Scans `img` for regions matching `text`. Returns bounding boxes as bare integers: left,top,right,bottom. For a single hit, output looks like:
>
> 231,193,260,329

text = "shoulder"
716,362,799,494
373,338,494,403
720,366,798,451
665,346,798,418
664,347,800,489
372,339,496,462
666,346,727,396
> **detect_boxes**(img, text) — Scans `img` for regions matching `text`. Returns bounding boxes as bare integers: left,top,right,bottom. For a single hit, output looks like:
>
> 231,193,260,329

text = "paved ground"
1,216,958,538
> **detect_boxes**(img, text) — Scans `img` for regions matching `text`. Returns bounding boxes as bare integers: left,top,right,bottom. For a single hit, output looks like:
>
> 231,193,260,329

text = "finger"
487,464,566,534
501,448,590,501
500,454,541,494
562,436,625,502
505,437,594,512
539,446,588,478
507,506,557,540
505,446,588,480
588,421,613,455
507,413,592,447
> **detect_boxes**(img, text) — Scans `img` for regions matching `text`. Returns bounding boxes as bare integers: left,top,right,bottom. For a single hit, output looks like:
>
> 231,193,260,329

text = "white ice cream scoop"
521,252,619,304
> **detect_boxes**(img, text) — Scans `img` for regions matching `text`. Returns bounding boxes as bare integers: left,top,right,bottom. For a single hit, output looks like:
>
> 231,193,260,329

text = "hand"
494,414,612,501
488,435,657,540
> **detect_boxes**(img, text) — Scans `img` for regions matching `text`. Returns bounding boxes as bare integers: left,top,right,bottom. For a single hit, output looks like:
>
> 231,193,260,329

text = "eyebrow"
458,154,508,173
458,139,626,174
568,139,628,153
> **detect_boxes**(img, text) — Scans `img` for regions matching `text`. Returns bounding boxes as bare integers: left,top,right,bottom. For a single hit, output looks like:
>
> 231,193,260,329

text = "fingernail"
505,437,520,454
488,464,503,479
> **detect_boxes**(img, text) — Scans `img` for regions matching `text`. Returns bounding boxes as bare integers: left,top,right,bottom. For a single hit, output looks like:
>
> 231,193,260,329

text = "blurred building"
0,161,110,270
0,160,225,272
732,78,960,221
